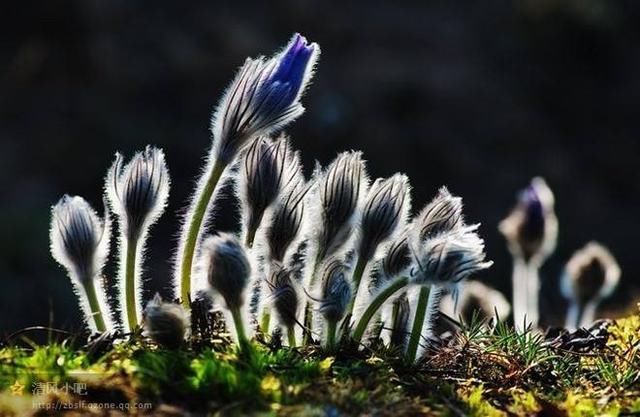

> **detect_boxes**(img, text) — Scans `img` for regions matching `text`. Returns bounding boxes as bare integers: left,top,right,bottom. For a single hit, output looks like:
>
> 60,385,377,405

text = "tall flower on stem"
106,146,170,332
202,233,252,347
560,242,620,330
499,177,557,331
348,174,410,319
175,34,319,309
50,195,113,333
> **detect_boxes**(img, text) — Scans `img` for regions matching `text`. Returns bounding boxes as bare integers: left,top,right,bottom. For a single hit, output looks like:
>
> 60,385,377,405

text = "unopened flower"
319,260,352,325
106,146,170,332
106,146,170,241
267,263,300,340
265,176,309,262
143,294,190,349
315,151,368,261
410,227,493,287
202,233,251,311
211,33,320,164
499,177,557,264
382,232,412,278
416,187,463,241
561,242,620,329
50,195,113,333
239,135,301,247
358,174,411,262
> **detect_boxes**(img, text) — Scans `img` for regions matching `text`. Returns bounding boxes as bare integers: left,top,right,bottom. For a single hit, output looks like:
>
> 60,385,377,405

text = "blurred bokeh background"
2,0,639,335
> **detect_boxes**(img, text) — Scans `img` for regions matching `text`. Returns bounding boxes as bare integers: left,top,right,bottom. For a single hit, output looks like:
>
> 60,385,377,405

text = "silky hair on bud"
416,186,464,241
202,233,251,310
143,293,190,349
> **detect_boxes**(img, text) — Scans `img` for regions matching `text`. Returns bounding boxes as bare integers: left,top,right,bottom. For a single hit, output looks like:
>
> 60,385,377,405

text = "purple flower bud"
499,177,557,263
212,33,319,164
382,232,412,278
143,294,190,349
319,260,352,324
416,187,463,241
267,263,300,329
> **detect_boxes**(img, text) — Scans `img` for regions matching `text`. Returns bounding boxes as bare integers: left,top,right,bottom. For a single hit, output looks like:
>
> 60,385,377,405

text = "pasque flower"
50,195,113,333
143,294,190,349
176,34,319,309
106,146,170,332
561,242,620,330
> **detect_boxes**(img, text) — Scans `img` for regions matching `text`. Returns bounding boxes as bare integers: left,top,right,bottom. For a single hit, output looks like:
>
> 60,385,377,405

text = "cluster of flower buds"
48,34,496,364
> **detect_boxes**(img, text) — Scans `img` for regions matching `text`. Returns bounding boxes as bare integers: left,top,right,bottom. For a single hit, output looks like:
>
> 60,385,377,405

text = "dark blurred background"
2,0,639,335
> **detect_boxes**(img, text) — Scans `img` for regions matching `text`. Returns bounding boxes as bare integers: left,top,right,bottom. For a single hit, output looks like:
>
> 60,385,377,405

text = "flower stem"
352,276,409,343
83,279,106,333
230,307,248,349
326,320,337,350
179,160,226,309
125,238,138,332
406,286,430,363
287,326,297,347
260,311,271,336
345,256,367,319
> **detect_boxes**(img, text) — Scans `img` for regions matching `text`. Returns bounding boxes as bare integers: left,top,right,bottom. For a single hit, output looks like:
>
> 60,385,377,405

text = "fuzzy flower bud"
416,187,463,241
319,260,352,324
143,294,190,349
266,176,309,262
382,232,412,278
202,233,251,310
50,196,110,283
211,33,319,164
561,242,620,306
358,174,411,261
267,263,300,329
410,227,493,287
106,146,170,240
240,135,301,246
499,177,558,264
316,151,368,260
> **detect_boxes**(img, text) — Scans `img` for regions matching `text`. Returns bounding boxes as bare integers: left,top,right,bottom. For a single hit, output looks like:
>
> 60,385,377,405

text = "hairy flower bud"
50,196,110,283
202,233,251,310
410,227,493,287
143,294,190,349
390,291,410,347
416,187,463,241
499,177,557,264
316,151,368,260
211,33,319,164
358,174,411,261
106,146,170,240
266,176,309,262
240,135,301,246
319,260,352,324
382,233,412,279
561,242,620,306
267,263,299,329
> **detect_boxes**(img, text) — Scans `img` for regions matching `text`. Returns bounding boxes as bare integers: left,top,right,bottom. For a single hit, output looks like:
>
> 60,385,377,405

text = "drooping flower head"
211,33,319,164
202,233,251,310
358,174,411,261
315,151,368,261
239,135,301,246
106,146,170,240
561,241,620,306
143,294,190,349
50,195,111,283
267,263,300,330
499,177,557,264
410,226,493,288
319,259,352,325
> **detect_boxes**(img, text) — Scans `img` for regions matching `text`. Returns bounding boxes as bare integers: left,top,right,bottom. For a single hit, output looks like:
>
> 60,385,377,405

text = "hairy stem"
260,311,271,336
326,320,337,350
287,326,297,347
406,286,429,363
179,160,226,309
345,256,367,319
83,279,106,333
352,276,409,343
230,307,248,349
125,238,138,332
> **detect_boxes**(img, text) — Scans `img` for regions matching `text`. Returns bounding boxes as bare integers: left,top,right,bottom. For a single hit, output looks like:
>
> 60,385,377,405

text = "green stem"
326,320,337,350
352,276,409,343
406,286,430,363
287,326,297,347
180,160,226,309
303,257,322,345
345,256,367,318
83,279,106,333
125,238,138,332
260,311,271,335
230,307,248,348
244,211,265,249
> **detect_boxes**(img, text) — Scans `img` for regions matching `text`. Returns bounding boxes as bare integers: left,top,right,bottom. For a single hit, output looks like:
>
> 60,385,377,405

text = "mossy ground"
0,308,638,417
